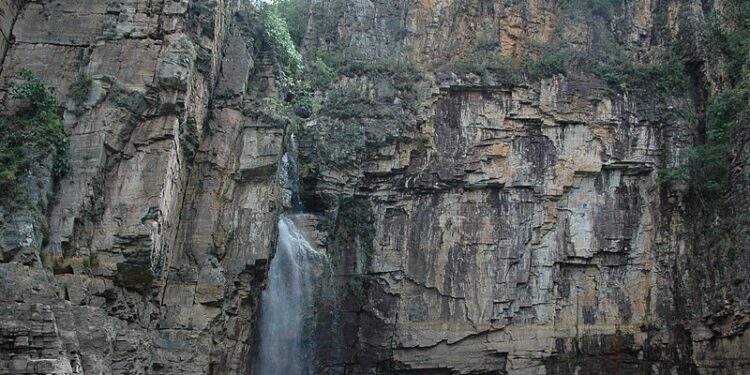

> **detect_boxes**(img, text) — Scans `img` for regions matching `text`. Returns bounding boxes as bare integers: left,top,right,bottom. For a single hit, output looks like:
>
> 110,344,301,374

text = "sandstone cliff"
0,0,747,375
0,1,283,373
292,0,749,373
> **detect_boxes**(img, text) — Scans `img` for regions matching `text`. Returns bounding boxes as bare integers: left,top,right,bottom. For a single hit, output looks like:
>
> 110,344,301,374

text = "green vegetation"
240,1,304,86
656,0,749,207
251,0,343,49
525,48,568,79
272,0,311,47
310,57,337,88
328,196,376,305
81,252,99,270
317,196,378,306
594,48,689,94
347,274,371,305
446,44,568,86
69,73,93,114
0,69,68,200
653,167,685,191
334,197,376,265
261,6,303,76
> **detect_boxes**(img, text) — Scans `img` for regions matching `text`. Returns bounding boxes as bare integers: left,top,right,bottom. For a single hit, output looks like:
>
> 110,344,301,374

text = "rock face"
301,83,693,374
0,1,282,374
365,87,675,373
0,0,748,375
293,0,749,374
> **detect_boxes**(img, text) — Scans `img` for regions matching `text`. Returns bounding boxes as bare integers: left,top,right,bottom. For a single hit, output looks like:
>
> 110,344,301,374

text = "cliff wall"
0,1,283,374
0,1,747,375
294,0,749,374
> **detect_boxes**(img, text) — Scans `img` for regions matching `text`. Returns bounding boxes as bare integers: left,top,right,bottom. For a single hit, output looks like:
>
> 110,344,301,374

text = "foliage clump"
332,196,376,266
327,196,376,306
243,0,304,83
0,69,68,200
593,49,689,94
348,274,371,306
445,45,568,86
272,0,312,47
262,7,303,76
656,0,749,207
69,74,93,115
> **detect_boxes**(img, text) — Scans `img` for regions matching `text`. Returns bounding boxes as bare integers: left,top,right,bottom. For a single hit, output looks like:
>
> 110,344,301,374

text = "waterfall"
255,136,324,375
280,135,303,212
255,216,320,375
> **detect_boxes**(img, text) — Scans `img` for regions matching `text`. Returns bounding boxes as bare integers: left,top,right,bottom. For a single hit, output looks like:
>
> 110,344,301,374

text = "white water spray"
255,216,321,375
255,136,325,374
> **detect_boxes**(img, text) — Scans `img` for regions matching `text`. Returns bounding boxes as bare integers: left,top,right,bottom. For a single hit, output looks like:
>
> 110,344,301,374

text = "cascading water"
255,216,320,375
254,135,325,375
280,135,303,213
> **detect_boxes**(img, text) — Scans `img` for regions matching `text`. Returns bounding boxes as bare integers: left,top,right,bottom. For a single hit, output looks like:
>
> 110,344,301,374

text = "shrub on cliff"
272,0,310,47
244,0,303,78
657,0,749,206
0,69,67,199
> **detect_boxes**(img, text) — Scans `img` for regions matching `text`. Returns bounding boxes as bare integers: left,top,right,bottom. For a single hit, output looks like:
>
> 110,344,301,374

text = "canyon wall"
295,0,749,374
0,1,283,374
0,0,747,375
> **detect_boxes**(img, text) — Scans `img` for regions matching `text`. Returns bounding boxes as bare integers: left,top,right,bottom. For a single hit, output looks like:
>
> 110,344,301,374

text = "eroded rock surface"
0,1,282,374
294,0,749,374
0,0,747,375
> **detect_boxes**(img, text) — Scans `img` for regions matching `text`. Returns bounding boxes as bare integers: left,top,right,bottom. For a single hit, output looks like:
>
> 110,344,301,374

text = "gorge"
0,0,749,374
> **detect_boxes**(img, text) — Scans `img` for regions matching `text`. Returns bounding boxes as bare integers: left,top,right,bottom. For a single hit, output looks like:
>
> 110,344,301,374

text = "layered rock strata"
0,0,747,375
295,0,749,374
0,1,282,374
